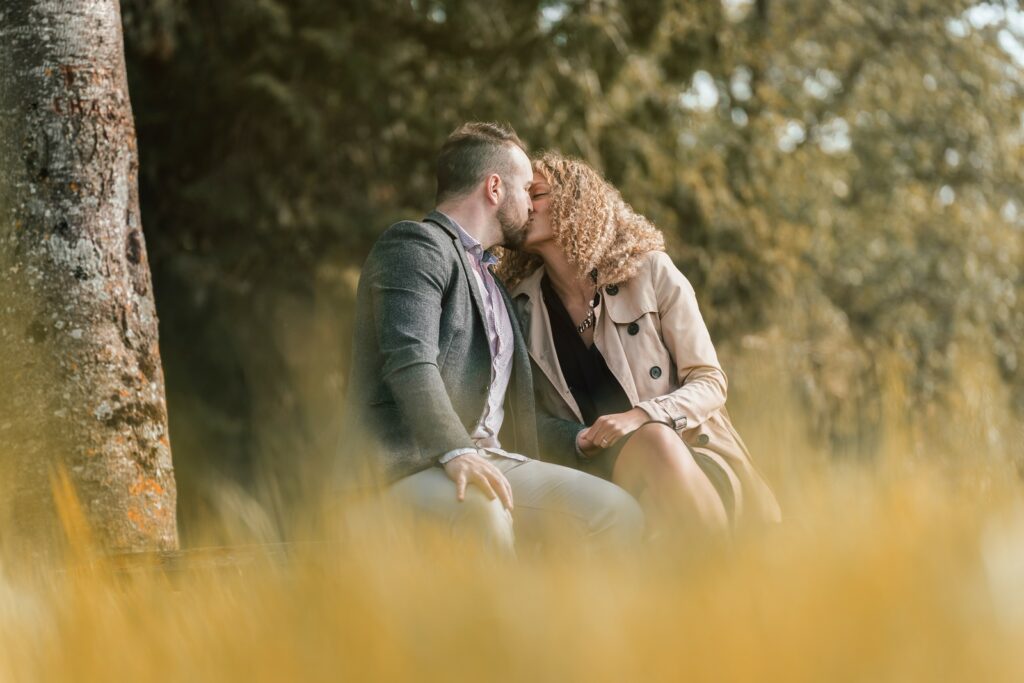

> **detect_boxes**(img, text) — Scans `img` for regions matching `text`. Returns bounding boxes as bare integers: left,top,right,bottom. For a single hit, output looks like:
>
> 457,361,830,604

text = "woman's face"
523,170,554,252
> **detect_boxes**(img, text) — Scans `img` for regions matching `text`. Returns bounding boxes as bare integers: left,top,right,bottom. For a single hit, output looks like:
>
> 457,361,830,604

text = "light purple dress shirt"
437,214,526,464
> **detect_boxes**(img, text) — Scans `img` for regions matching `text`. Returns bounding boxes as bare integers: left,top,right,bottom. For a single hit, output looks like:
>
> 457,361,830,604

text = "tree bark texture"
0,0,178,552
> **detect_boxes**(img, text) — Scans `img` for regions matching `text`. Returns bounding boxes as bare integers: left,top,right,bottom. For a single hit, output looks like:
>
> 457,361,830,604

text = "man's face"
496,146,534,249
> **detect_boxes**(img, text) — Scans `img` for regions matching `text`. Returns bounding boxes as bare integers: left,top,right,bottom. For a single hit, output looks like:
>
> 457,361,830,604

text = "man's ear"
485,174,502,206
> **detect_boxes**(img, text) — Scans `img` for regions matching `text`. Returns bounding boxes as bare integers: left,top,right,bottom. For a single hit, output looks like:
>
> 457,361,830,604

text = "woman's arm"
634,252,728,431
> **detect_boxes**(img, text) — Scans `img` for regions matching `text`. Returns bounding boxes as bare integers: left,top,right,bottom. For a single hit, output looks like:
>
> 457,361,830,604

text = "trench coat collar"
511,266,584,422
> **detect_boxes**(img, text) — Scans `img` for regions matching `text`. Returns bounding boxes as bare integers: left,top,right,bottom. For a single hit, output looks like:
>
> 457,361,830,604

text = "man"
340,122,643,554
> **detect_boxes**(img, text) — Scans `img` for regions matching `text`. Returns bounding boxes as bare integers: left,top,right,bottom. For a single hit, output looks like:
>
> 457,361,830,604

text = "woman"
499,152,781,538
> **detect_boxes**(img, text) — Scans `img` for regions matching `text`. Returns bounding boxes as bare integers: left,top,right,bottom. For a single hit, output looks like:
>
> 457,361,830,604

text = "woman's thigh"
611,424,719,495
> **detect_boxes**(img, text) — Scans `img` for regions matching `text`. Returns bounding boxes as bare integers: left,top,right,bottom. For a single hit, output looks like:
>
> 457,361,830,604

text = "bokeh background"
4,3,1024,679
116,0,1023,538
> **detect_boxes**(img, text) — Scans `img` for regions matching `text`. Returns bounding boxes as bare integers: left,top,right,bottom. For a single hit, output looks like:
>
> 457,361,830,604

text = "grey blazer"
338,211,539,486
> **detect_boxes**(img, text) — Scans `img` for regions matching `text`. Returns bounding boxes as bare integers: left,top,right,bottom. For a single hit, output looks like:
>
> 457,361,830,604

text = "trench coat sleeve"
634,252,729,430
367,224,477,460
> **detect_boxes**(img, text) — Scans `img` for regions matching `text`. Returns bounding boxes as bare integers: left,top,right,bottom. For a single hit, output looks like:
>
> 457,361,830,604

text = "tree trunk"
0,0,178,552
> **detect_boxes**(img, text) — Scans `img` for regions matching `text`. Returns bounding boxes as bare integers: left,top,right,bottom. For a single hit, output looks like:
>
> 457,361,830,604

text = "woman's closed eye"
531,192,549,200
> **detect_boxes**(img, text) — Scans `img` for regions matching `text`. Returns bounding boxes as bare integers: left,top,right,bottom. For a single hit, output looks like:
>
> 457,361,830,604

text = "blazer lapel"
496,276,532,390
495,277,531,445
423,210,487,328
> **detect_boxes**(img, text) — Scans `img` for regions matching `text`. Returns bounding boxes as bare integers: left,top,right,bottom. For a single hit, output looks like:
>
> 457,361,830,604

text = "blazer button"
696,434,710,446
649,366,662,379
627,322,639,336
605,284,619,296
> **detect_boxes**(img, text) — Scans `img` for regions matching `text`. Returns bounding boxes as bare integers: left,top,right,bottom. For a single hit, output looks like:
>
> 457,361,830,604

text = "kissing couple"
340,122,780,555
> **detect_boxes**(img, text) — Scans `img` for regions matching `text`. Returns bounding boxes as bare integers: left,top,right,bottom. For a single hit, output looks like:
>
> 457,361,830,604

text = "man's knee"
451,488,515,553
385,471,515,554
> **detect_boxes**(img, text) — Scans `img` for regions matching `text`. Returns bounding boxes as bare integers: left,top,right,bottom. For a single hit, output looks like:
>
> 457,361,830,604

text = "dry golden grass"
2,350,1023,682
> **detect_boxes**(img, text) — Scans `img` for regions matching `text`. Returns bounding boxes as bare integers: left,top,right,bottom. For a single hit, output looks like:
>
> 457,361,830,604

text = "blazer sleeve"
535,393,587,468
635,252,728,431
365,224,477,460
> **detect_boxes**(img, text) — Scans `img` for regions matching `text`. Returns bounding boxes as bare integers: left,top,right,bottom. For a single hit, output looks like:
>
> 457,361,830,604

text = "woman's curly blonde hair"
496,151,665,289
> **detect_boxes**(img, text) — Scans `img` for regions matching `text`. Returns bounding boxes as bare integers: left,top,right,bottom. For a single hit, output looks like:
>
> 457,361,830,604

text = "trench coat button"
605,284,619,296
649,366,662,379
627,322,640,335
696,434,710,446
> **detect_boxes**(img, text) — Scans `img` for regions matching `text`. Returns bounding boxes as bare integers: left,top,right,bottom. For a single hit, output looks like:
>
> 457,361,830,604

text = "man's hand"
443,451,514,511
577,407,651,456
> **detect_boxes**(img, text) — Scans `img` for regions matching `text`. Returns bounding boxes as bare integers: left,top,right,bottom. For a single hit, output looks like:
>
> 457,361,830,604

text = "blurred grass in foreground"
2,346,1023,683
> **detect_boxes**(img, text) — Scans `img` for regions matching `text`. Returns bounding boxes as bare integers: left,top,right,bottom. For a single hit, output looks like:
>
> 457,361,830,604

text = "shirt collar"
439,211,500,268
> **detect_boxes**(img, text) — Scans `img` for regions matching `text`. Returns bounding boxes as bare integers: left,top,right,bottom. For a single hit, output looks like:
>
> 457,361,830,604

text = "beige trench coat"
510,251,781,527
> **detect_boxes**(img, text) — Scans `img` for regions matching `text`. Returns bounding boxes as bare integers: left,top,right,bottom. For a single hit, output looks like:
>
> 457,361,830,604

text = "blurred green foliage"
119,0,1024,527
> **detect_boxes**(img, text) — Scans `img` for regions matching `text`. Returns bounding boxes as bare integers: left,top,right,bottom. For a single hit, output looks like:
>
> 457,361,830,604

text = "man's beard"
497,195,529,249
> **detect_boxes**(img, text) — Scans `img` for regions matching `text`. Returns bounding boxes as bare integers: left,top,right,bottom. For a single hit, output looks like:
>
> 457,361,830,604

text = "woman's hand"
577,407,651,456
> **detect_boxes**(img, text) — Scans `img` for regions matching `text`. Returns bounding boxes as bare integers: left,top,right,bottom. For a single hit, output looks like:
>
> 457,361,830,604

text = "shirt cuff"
438,447,478,465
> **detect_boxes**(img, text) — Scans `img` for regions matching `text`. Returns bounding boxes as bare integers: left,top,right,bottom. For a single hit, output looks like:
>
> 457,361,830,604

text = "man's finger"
490,471,514,511
455,471,467,502
470,471,498,500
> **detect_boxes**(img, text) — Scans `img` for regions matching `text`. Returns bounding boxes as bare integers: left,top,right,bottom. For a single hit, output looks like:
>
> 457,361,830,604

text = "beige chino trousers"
382,453,644,556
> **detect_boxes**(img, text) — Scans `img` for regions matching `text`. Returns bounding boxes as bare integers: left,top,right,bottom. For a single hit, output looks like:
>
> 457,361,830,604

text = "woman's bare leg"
611,422,729,540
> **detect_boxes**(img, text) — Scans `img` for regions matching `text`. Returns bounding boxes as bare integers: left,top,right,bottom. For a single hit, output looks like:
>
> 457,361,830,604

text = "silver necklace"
575,269,600,335
576,305,596,335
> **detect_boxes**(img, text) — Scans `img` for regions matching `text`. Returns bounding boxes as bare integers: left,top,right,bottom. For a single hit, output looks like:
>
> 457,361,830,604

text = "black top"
541,274,633,426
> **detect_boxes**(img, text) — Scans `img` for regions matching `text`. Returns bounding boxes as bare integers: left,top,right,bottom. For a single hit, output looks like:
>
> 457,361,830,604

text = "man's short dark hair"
436,122,528,204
